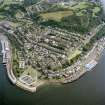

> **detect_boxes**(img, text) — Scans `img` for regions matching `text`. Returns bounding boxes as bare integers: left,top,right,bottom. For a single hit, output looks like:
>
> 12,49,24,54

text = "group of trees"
60,14,89,34
83,25,105,52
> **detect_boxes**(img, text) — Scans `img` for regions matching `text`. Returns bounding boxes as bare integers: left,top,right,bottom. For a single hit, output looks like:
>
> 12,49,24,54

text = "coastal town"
0,0,105,92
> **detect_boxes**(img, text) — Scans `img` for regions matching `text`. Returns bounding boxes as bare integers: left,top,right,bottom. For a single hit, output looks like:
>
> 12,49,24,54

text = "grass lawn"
15,10,24,19
76,11,84,16
0,15,6,20
21,66,37,80
71,2,89,10
68,49,82,61
40,10,74,21
92,7,101,17
0,0,18,8
40,2,101,21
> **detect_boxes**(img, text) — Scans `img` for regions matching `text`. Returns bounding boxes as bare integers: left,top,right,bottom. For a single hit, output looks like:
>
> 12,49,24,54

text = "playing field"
21,66,37,80
40,10,74,21
68,50,82,61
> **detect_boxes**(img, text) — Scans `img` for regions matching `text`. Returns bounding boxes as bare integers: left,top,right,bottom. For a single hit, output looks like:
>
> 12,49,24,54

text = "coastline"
0,34,40,92
0,33,105,93
61,38,105,84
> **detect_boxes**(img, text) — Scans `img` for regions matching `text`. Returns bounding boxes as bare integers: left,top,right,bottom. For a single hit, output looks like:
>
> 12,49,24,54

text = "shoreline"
0,33,105,93
61,38,105,84
0,34,38,92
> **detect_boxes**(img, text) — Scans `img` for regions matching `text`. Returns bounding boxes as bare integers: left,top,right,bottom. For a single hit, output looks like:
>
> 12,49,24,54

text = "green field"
40,2,101,22
71,2,90,10
15,10,24,19
92,7,101,17
40,10,74,21
21,66,37,80
68,50,82,61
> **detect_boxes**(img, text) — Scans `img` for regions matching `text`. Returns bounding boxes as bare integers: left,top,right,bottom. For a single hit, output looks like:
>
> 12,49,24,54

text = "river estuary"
0,0,105,105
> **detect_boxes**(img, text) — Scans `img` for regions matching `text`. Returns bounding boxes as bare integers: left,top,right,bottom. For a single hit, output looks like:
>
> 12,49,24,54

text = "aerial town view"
0,0,105,96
